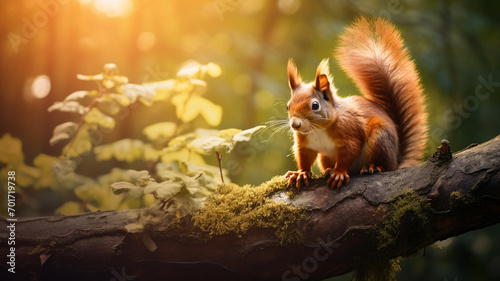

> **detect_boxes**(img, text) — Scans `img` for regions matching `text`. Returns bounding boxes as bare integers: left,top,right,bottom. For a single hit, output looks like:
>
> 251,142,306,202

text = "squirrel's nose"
290,118,301,129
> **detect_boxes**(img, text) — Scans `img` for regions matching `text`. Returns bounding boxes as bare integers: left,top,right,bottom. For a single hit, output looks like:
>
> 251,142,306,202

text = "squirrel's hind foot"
360,164,383,175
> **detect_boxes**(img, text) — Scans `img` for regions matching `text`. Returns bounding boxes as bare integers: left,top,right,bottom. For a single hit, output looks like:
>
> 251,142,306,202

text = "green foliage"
0,62,264,219
111,167,217,218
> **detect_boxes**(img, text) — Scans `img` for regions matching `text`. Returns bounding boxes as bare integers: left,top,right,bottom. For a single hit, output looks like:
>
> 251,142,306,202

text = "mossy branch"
1,136,500,281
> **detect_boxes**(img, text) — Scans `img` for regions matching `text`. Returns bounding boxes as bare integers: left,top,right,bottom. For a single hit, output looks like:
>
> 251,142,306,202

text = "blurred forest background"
0,0,499,280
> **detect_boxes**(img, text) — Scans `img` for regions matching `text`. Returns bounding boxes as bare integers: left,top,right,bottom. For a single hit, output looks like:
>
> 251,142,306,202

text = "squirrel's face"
286,59,337,134
287,85,336,134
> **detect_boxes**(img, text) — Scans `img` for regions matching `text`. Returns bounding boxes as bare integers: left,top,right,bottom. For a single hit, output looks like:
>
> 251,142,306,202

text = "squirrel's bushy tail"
336,17,427,167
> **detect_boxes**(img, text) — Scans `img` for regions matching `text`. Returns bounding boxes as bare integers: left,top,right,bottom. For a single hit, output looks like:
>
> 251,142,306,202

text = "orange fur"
285,17,427,189
336,17,427,167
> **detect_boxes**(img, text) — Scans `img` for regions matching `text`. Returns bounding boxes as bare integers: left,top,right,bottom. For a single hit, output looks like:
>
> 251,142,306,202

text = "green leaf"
84,108,115,129
173,196,204,218
64,91,91,102
143,182,160,194
179,162,215,178
106,93,130,107
143,122,177,142
233,125,266,142
183,176,203,195
97,167,131,185
97,99,120,115
171,93,222,127
104,76,128,89
190,135,228,155
120,83,155,106
149,80,175,101
0,133,24,166
189,126,265,156
103,79,115,89
177,61,203,78
93,143,114,161
125,169,153,183
167,133,196,150
51,159,77,179
178,162,227,185
48,101,88,115
94,139,145,163
148,181,183,200
15,164,40,187
98,93,131,115
33,154,59,189
111,182,144,198
63,124,93,158
157,169,188,182
193,172,218,194
77,74,103,81
50,122,79,146
143,144,160,162
218,128,242,141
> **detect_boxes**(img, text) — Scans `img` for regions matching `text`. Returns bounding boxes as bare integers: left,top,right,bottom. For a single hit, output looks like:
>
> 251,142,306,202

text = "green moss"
450,191,467,208
192,176,304,244
377,188,432,252
354,189,432,280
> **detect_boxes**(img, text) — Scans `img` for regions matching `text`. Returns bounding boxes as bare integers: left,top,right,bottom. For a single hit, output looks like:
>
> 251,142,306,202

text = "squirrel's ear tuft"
287,59,302,91
314,59,331,92
316,74,330,92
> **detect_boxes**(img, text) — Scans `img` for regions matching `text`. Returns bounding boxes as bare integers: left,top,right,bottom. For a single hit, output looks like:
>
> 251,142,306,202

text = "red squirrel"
284,17,427,190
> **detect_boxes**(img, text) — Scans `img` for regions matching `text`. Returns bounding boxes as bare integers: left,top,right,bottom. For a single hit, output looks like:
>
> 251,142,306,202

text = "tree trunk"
1,136,500,281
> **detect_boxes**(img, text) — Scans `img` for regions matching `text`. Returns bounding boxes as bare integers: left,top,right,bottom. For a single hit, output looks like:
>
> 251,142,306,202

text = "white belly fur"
305,130,336,158
305,129,368,174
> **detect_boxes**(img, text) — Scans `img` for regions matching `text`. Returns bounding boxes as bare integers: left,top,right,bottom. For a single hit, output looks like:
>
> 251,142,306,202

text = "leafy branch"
41,62,264,217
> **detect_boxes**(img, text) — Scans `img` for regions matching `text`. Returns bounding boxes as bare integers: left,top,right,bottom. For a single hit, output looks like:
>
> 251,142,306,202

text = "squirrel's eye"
312,101,320,110
286,104,289,111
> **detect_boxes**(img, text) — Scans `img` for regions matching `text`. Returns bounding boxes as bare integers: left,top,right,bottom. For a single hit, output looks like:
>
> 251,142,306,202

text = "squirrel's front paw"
284,170,312,190
324,168,350,190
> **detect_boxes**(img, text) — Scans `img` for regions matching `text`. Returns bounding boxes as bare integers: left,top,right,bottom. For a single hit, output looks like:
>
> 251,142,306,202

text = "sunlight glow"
31,75,51,99
137,32,156,52
94,0,133,17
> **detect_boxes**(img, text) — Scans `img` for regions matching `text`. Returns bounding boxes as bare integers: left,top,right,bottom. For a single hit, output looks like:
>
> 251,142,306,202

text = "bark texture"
1,136,500,281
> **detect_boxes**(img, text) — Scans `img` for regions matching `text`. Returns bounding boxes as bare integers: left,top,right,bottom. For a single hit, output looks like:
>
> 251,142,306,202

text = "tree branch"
1,136,500,281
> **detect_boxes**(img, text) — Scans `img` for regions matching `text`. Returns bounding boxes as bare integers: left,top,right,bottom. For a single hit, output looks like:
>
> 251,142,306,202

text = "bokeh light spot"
94,0,133,18
31,75,51,99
